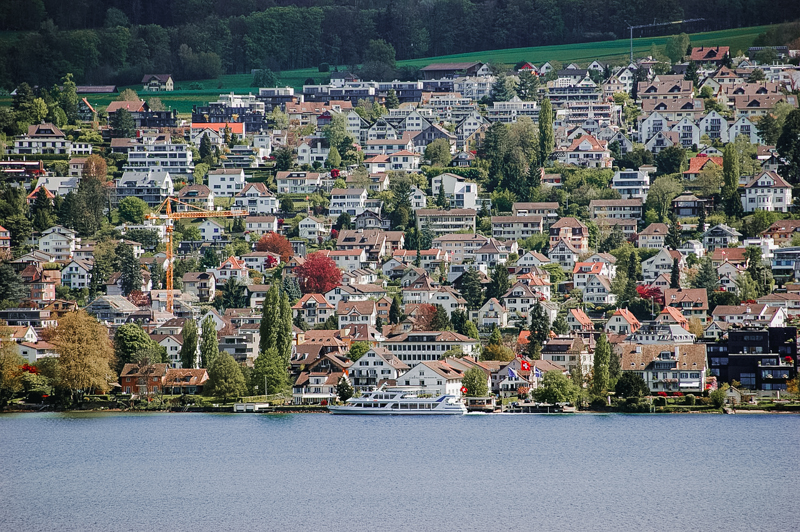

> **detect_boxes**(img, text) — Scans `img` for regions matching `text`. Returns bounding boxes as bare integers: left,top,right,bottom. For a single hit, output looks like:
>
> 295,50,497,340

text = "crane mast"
145,197,247,313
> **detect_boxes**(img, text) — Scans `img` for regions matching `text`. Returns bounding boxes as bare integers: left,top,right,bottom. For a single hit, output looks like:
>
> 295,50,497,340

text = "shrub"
590,397,607,409
654,397,667,407
684,394,696,406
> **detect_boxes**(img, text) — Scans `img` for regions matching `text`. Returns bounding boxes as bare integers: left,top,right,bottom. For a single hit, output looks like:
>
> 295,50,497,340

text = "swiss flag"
521,360,531,371
460,386,468,394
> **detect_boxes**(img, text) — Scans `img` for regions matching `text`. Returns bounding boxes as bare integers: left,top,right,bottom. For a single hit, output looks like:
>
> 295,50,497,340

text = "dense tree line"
0,0,798,89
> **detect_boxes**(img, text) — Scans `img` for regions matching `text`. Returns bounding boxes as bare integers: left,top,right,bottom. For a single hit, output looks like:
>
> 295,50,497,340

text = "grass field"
0,24,774,115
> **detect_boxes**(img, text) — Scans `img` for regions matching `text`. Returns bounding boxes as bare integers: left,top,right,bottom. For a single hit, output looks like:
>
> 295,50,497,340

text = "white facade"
611,170,650,200
124,142,193,177
207,169,246,197
198,219,225,242
741,171,792,213
328,188,368,217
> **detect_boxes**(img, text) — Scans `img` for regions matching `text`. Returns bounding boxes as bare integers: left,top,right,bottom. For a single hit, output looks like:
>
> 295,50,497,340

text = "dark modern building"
707,327,797,392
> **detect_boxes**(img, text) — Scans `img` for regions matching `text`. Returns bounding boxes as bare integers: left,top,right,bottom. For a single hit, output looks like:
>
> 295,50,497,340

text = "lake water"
0,412,797,532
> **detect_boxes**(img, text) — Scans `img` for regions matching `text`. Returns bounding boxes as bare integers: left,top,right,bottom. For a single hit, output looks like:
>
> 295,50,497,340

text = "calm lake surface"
1,412,797,532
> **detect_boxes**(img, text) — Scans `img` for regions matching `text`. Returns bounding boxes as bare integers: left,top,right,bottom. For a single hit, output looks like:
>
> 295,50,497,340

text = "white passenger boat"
329,389,467,415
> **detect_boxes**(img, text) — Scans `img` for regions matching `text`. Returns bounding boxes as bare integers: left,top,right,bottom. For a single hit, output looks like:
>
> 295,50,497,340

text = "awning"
680,382,701,388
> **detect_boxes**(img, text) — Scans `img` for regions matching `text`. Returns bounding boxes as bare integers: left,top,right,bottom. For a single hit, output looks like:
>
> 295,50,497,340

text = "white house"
38,226,79,261
642,248,685,283
741,171,792,213
327,249,367,271
337,299,377,328
198,219,225,242
207,168,246,197
299,216,328,240
380,331,478,366
472,298,508,328
62,259,93,289
348,347,409,391
233,182,278,214
276,171,321,194
206,256,248,284
329,188,368,217
637,223,669,249
611,170,650,200
431,173,480,209
392,360,464,397
583,274,616,305
244,215,278,234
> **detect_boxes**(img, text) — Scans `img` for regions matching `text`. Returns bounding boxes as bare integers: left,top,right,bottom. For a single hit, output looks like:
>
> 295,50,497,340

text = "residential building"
61,259,93,290
207,168,246,197
292,294,336,327
567,308,594,332
554,135,613,168
329,188,369,217
637,223,669,249
610,170,650,200
573,261,613,290
206,256,248,284
84,295,140,326
672,194,708,217
549,239,581,271
233,182,278,214
381,331,478,366
541,336,592,376
490,216,543,240
244,215,278,234
711,304,786,328
348,347,409,391
605,308,641,334
741,171,792,213
583,274,616,305
708,327,797,391
415,209,477,236
276,171,322,194
665,288,709,321
38,225,79,261
183,272,216,302
549,217,589,251
702,224,742,252
619,344,708,394
589,198,643,221
124,141,193,178
115,170,173,207
177,184,214,212
431,173,479,209
198,219,225,242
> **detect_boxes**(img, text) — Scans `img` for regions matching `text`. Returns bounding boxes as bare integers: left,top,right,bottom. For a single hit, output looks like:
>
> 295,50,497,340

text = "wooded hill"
0,0,798,89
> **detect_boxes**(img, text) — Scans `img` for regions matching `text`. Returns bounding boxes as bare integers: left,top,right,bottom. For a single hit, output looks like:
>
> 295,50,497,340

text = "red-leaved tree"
255,232,293,263
295,252,342,294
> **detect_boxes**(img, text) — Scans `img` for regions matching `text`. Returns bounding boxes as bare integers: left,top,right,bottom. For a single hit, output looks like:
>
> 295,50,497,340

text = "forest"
0,0,799,89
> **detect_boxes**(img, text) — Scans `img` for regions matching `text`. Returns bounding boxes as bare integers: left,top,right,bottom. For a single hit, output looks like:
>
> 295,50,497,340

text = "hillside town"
1,38,800,411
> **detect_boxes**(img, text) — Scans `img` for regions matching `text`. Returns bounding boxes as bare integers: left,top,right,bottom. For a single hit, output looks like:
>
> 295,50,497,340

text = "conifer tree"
277,292,293,365
670,258,681,289
389,294,403,324
665,212,682,249
692,257,719,291
460,267,484,310
116,243,142,296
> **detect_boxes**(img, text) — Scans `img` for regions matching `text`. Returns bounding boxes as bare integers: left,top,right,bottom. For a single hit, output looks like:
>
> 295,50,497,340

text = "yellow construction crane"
145,197,247,313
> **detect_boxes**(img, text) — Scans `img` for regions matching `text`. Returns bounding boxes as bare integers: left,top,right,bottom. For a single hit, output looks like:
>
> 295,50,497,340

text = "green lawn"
0,24,774,114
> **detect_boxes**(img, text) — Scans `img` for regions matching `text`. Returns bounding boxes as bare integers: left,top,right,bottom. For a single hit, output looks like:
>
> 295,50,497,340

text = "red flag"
521,360,531,371
460,386,468,394
343,368,348,376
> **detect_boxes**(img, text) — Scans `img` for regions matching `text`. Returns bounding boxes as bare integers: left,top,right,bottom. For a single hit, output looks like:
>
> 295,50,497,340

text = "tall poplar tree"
199,315,219,369
722,143,741,217
538,98,554,164
259,284,280,352
277,292,293,365
591,334,611,396
179,318,198,369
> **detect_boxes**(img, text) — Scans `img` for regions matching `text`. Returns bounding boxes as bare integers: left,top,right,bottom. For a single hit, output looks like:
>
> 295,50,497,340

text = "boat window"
410,403,418,409
391,403,399,409
400,403,408,409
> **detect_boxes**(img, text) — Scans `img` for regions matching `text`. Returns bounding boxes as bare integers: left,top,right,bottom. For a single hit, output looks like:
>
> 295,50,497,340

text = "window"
740,373,756,387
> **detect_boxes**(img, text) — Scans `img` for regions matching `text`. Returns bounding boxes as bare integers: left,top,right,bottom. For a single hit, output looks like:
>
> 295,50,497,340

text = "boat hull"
329,406,466,415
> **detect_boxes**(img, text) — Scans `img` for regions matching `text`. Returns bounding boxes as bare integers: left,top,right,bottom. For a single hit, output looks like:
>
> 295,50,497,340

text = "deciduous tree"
462,366,489,396
615,372,649,398
255,232,293,263
205,353,246,402
591,334,611,395
179,318,198,369
295,252,341,294
533,370,579,404
199,315,219,369
118,196,149,223
53,311,116,400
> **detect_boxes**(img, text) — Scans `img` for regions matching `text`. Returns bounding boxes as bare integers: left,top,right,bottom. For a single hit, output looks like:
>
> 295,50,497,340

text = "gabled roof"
665,288,709,311
107,100,146,113
569,308,593,328
639,223,669,236
744,170,791,189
